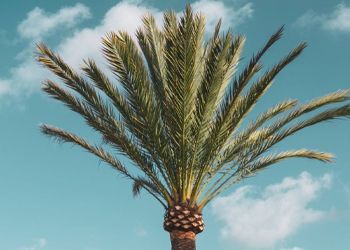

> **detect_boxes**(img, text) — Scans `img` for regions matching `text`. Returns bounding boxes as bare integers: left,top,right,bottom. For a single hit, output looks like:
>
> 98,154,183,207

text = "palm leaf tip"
40,124,67,144
285,149,335,163
132,180,142,197
256,150,335,170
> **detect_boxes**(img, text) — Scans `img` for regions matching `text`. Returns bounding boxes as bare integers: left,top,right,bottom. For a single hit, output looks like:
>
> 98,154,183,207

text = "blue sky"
0,0,350,249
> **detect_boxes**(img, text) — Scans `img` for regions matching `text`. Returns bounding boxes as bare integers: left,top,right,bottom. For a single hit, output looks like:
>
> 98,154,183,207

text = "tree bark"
170,231,196,250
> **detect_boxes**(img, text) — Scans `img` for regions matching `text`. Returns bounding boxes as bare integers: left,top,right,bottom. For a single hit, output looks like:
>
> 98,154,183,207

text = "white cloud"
0,79,11,95
211,171,332,249
56,1,161,68
324,3,350,31
0,3,91,100
295,10,323,27
18,238,47,250
296,3,350,32
192,0,253,33
57,0,253,67
0,0,253,103
0,49,51,100
18,3,91,39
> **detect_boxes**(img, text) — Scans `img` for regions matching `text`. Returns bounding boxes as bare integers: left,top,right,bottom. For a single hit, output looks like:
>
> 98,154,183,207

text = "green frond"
250,149,335,168
193,34,245,144
132,176,167,208
226,42,307,137
214,99,298,169
199,149,334,208
40,124,130,176
41,123,169,207
191,27,285,178
102,32,182,198
241,90,350,160
217,26,285,127
82,60,171,173
189,33,246,200
269,90,350,133
136,14,167,106
42,80,172,202
228,102,350,177
132,179,143,197
101,30,165,148
101,31,165,150
264,104,350,151
135,18,182,196
81,59,133,122
37,43,102,109
132,176,161,196
198,43,307,187
161,6,209,201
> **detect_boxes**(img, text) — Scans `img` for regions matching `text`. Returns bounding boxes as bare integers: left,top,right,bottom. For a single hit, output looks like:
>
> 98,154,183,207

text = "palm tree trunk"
170,231,196,250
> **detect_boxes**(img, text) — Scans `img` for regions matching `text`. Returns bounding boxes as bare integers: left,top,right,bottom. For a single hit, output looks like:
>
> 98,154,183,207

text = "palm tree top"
37,5,350,213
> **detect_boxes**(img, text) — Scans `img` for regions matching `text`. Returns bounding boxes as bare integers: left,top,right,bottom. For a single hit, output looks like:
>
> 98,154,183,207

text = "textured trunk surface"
164,204,204,234
170,231,196,250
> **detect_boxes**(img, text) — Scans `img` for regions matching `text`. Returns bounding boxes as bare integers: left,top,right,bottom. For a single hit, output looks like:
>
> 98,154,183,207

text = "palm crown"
37,5,350,249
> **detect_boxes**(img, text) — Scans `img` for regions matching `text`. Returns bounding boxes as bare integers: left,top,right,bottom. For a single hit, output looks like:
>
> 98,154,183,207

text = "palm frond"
136,14,167,107
199,103,350,206
132,176,167,207
161,6,208,200
189,27,285,177
212,99,298,173
42,123,169,207
101,31,177,193
38,6,350,212
216,26,285,129
42,79,172,202
189,33,246,199
196,43,307,198
81,59,133,122
199,149,333,208
40,124,130,175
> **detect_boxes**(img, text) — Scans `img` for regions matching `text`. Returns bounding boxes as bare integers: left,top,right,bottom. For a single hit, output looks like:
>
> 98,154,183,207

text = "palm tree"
37,5,350,250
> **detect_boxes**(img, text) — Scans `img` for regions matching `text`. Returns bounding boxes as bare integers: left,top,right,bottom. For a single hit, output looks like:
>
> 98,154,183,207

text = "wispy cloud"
0,0,253,103
211,172,332,249
18,3,91,39
0,79,11,95
18,238,47,250
296,3,350,32
0,3,91,100
192,0,253,33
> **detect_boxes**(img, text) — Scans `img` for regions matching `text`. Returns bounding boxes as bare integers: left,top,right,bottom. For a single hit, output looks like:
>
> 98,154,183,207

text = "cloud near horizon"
0,0,253,103
296,3,350,32
211,171,332,249
18,238,47,250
